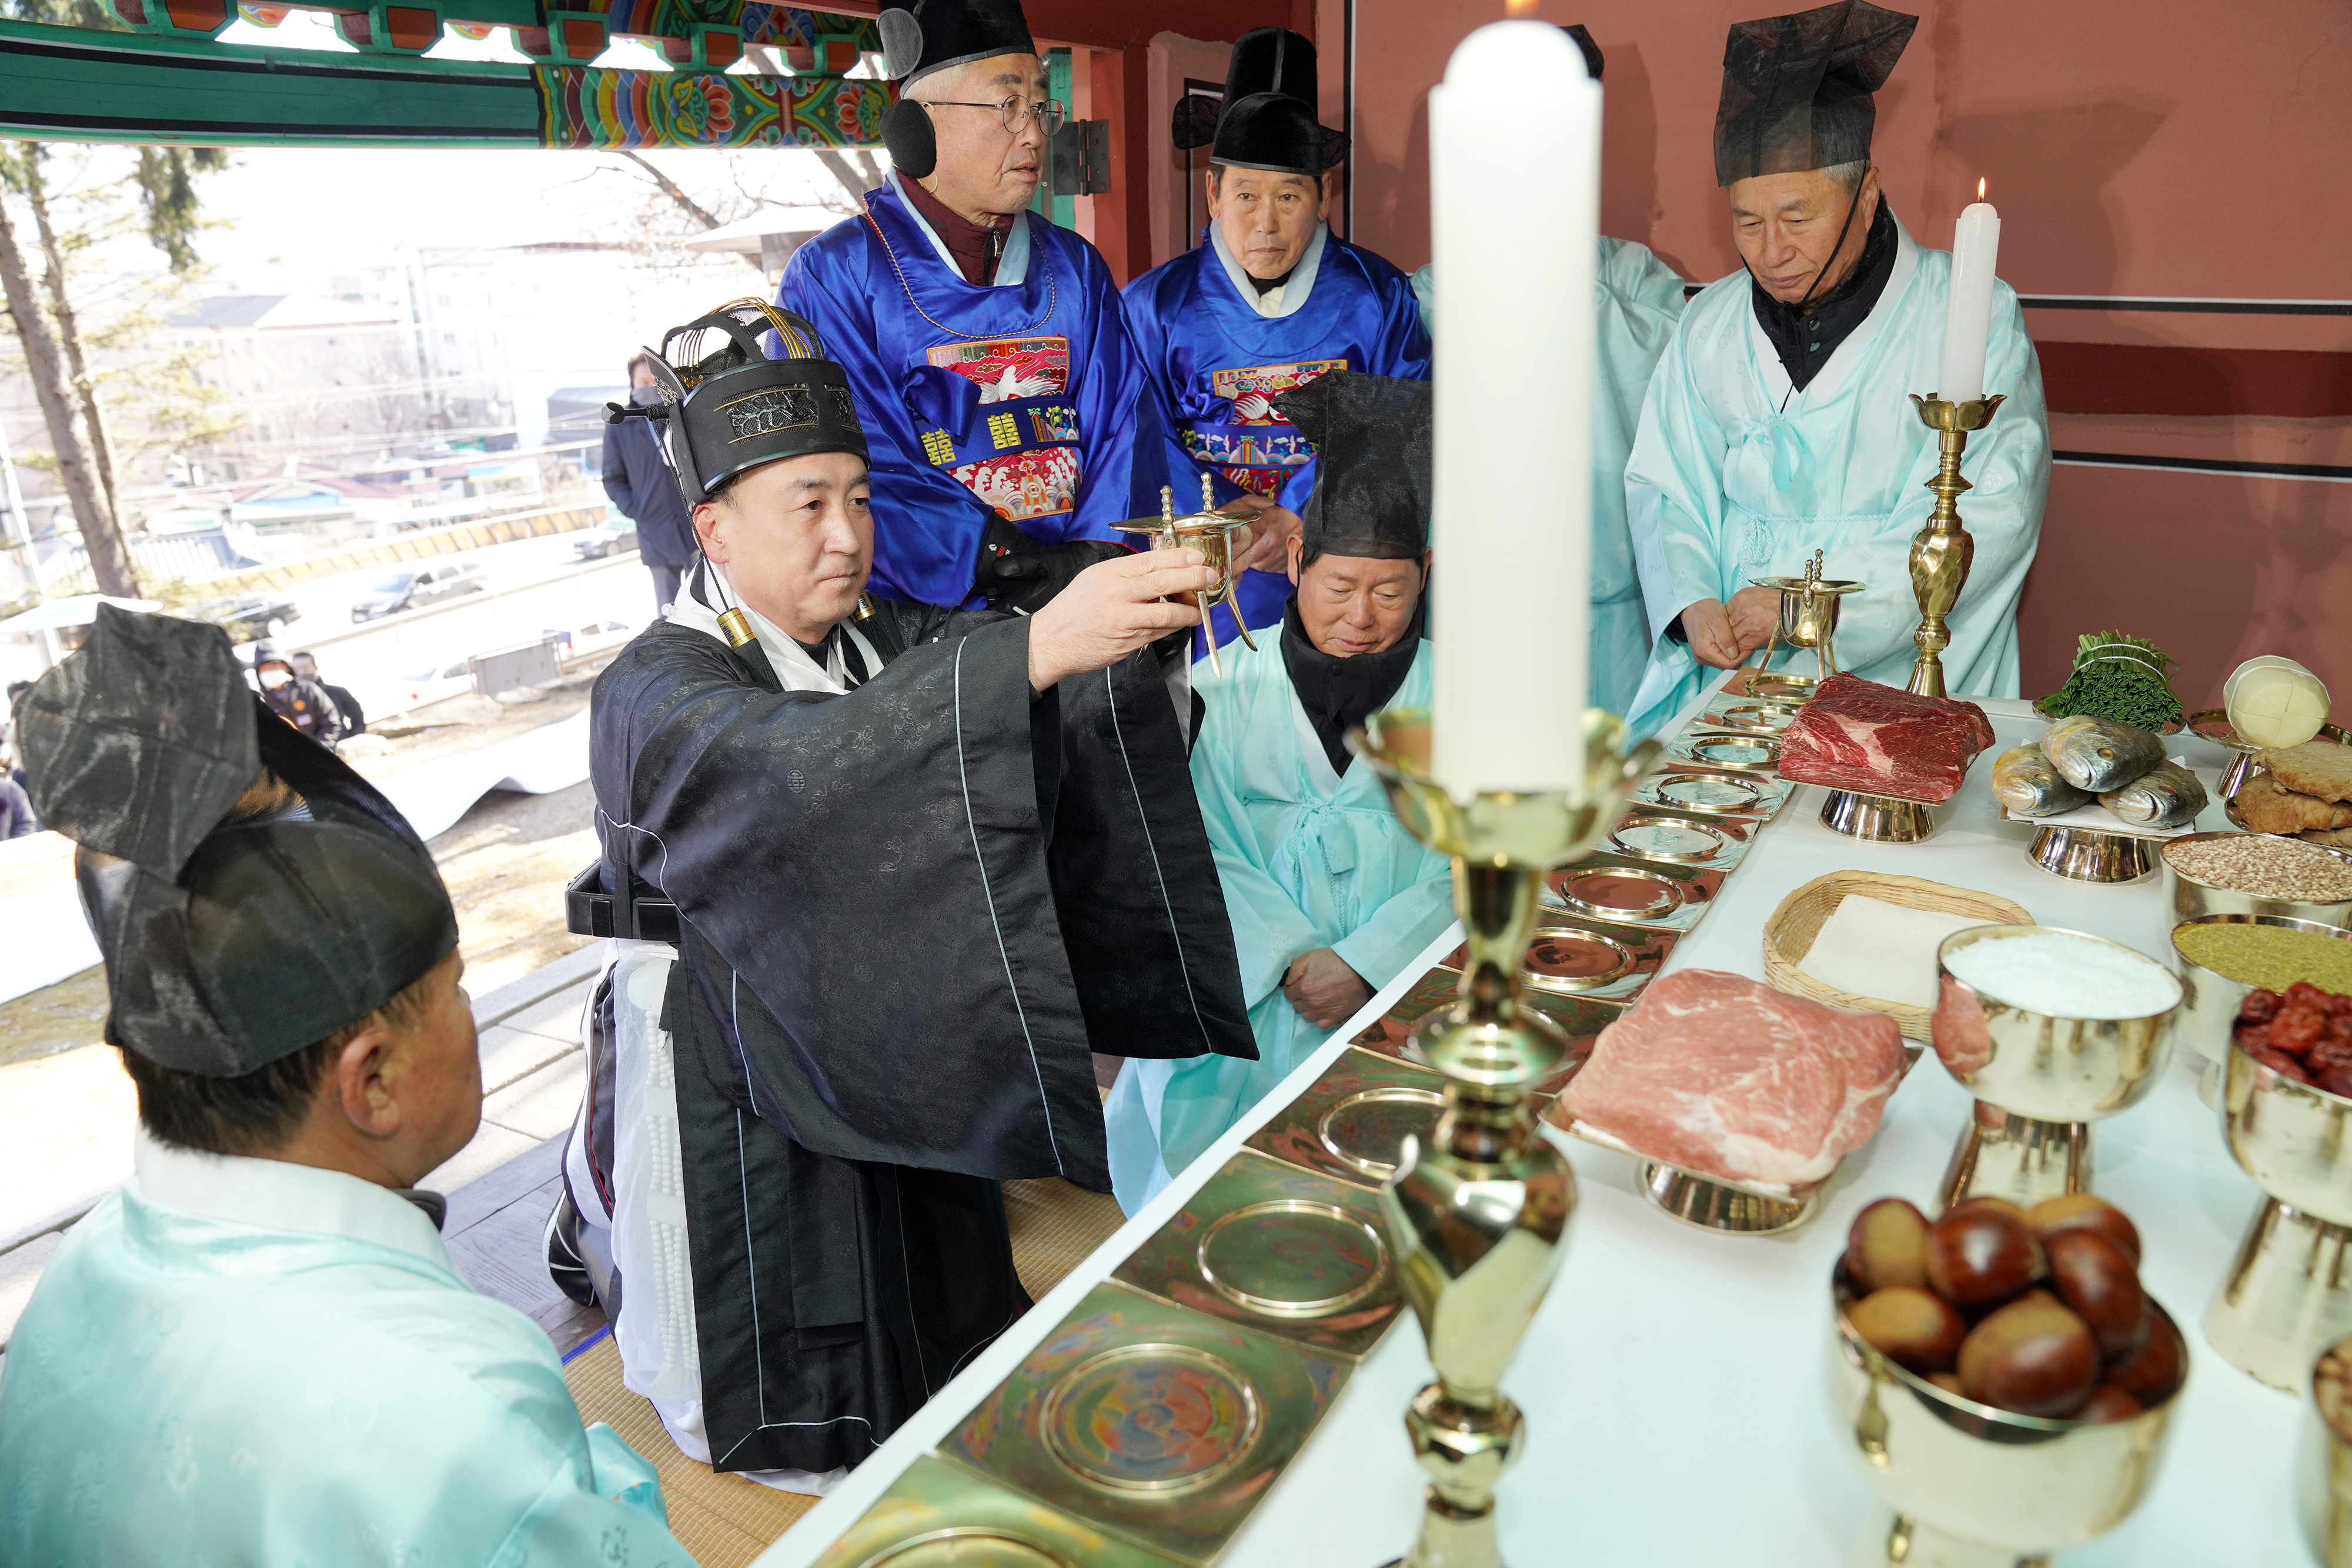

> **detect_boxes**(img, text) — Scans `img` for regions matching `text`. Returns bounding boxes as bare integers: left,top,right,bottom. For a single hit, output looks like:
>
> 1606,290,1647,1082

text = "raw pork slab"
1558,969,1907,1188
1776,673,1993,804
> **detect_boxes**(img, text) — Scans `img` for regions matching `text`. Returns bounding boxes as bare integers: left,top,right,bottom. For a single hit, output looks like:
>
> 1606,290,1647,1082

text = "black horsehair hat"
1715,0,1917,187
629,299,868,509
1172,26,1347,177
1272,372,1431,565
876,0,1034,88
16,606,457,1076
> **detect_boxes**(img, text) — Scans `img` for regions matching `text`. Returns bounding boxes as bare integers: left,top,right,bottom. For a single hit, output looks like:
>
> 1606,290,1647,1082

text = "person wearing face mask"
1122,28,1428,653
1622,0,2049,737
603,352,699,612
251,643,342,748
777,0,1165,618
1103,373,1451,1215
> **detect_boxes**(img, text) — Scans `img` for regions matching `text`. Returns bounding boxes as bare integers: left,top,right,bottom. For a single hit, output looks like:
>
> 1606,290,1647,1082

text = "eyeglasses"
923,96,1067,136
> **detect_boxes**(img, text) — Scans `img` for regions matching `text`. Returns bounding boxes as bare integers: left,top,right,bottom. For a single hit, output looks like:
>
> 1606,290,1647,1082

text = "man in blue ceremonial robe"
0,608,684,1566
1124,27,1429,649
1408,25,1687,720
780,0,1160,615
1105,373,1452,1213
1623,0,2050,737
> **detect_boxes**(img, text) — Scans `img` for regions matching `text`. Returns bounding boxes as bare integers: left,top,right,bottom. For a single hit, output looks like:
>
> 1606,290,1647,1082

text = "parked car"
572,523,639,561
349,559,489,622
191,593,300,643
384,656,476,713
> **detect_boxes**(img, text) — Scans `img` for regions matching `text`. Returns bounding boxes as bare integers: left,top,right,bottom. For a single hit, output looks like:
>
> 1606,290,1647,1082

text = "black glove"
976,516,1127,614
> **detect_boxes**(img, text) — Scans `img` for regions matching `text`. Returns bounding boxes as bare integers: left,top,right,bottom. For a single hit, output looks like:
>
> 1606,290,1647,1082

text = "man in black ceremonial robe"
555,300,1254,1490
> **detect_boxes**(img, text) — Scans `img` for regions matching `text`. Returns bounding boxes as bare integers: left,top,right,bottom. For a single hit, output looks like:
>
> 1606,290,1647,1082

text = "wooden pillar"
1086,43,1154,285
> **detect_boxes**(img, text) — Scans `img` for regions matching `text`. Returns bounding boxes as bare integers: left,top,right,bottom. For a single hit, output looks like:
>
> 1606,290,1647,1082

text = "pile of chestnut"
1841,1192,2181,1420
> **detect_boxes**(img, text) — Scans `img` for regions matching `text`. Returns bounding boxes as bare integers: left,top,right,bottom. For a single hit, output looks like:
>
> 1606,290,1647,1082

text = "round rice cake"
2261,740,2352,805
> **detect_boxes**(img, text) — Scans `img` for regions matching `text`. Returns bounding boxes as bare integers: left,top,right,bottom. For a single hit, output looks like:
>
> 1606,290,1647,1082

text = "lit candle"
1429,19,1598,800
1937,180,2000,404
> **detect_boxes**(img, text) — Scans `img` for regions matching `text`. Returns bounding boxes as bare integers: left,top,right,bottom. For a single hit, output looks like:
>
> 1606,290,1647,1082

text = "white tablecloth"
758,685,2304,1567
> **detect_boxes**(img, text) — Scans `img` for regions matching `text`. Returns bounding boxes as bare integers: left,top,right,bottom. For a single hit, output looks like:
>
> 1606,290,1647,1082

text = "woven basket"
1762,870,2033,1042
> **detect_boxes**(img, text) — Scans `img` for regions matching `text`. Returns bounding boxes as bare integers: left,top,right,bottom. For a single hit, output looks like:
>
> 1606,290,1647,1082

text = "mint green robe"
0,1160,684,1566
1104,633,1452,1213
1410,235,1687,717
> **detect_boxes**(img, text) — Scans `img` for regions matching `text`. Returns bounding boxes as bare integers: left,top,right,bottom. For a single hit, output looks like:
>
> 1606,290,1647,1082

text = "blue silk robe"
781,175,1163,609
1409,235,1686,717
1123,222,1430,644
1622,220,2051,737
0,1141,683,1566
1103,631,1452,1213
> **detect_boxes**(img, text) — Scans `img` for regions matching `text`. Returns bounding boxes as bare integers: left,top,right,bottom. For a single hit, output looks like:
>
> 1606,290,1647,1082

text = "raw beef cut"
1558,969,1907,1188
1776,673,1994,803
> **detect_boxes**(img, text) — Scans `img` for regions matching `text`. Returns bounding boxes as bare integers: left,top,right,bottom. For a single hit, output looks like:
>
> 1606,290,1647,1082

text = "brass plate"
811,1453,1186,1568
1639,768,1785,821
1439,917,1676,1005
1114,1149,1402,1360
1665,731,1783,773
1248,1045,1448,1189
943,1281,1345,1565
1607,812,1753,870
1696,696,1803,735
1544,851,1728,932
1348,976,1618,1101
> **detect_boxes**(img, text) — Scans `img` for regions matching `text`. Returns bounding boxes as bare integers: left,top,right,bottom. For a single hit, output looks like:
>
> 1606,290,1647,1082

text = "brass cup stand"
1905,393,2004,700
1820,787,1939,845
2025,825,2159,885
2207,1037,2352,1391
1351,706,1658,1568
1930,926,2180,1211
1111,475,1259,677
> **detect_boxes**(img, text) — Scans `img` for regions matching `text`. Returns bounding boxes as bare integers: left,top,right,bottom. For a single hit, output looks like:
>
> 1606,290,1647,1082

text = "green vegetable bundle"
2037,631,2184,731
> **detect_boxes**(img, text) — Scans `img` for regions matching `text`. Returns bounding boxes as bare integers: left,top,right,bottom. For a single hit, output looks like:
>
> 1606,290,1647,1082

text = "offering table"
757,679,2301,1568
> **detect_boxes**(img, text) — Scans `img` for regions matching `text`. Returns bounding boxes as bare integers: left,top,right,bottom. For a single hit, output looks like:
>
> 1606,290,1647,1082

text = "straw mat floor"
563,1176,1128,1566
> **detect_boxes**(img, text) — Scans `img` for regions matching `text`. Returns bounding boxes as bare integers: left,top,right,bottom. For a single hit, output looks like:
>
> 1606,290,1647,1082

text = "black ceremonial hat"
876,0,1035,88
1562,24,1603,81
1715,0,1916,186
1272,372,1431,564
637,299,868,508
1172,27,1346,175
16,606,457,1076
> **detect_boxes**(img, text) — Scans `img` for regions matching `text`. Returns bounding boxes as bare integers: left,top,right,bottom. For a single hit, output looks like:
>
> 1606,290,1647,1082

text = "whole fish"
2042,714,2167,793
1989,743,2093,817
2101,758,2209,830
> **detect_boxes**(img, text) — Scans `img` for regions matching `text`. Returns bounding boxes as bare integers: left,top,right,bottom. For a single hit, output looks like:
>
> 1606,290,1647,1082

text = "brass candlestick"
1905,393,2004,700
1111,475,1259,677
1351,706,1659,1568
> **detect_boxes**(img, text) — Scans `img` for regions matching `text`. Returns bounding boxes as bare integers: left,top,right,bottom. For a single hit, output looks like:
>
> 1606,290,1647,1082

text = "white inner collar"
666,560,880,695
1210,218,1327,319
886,170,1032,289
131,1129,452,1267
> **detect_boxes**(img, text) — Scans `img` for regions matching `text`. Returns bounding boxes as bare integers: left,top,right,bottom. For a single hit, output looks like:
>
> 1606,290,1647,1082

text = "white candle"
1938,187,2000,404
1429,21,1598,800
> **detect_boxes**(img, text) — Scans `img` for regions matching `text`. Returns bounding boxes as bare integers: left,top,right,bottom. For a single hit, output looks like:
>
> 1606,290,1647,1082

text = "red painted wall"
1335,0,2352,713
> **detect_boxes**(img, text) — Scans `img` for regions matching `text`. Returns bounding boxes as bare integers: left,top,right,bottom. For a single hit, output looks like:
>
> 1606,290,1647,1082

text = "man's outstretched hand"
1027,547,1213,691
1283,947,1371,1031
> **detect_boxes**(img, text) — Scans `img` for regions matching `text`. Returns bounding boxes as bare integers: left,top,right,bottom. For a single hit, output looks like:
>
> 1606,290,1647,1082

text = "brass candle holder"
1349,706,1658,1568
1112,475,1259,677
1906,393,2003,701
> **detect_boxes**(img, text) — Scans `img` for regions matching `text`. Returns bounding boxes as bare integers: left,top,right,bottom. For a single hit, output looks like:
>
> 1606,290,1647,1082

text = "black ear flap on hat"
1171,92,1220,152
883,97,938,180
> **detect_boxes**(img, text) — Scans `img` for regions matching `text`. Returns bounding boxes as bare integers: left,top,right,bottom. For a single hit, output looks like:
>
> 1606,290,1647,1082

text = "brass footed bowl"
1829,1266,2187,1560
2171,914,2352,1071
2303,1335,2352,1565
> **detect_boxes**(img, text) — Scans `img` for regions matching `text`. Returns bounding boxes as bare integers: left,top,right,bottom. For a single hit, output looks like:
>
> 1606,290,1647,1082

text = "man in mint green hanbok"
1623,0,2050,738
0,607,684,1568
1105,373,1451,1213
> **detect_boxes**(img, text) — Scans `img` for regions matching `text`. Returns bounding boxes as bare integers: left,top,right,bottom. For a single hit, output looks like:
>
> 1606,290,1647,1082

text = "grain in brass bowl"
2168,913,2352,1069
2161,830,2352,929
1828,1263,2186,1561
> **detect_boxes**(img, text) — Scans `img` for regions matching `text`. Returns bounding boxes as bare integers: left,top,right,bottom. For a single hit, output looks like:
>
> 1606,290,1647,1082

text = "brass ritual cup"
1829,1266,2187,1566
1350,706,1657,1568
1929,926,2181,1212
1110,478,1259,678
2302,1336,2352,1564
2207,1033,2352,1391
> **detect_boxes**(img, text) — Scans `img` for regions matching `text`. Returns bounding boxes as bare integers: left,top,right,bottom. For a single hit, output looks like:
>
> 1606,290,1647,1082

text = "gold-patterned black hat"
629,299,868,507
